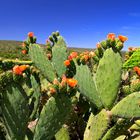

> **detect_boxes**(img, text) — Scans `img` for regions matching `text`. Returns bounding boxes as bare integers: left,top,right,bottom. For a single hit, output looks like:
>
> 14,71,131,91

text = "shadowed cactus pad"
33,93,72,140
0,83,29,140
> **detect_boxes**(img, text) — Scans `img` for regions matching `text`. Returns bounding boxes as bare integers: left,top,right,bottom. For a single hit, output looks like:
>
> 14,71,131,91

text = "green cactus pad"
33,93,72,140
54,34,67,48
111,92,140,119
102,119,133,140
95,48,122,109
84,109,110,140
75,64,102,109
29,44,56,82
29,75,41,119
52,43,67,77
114,135,126,140
0,83,29,140
123,49,140,68
55,126,70,140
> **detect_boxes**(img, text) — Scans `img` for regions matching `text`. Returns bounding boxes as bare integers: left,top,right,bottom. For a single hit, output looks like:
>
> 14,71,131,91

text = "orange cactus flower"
13,65,28,75
84,55,89,61
19,65,29,71
70,52,78,58
107,33,115,40
67,78,78,88
13,65,23,75
64,60,71,66
28,32,34,37
22,50,27,54
134,66,140,76
118,35,128,42
68,52,78,60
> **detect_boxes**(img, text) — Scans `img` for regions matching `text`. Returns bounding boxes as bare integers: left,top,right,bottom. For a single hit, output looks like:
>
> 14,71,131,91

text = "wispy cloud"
128,12,140,17
121,26,140,30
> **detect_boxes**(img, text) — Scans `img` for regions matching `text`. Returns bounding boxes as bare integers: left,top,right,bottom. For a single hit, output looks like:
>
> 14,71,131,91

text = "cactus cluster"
1,31,140,140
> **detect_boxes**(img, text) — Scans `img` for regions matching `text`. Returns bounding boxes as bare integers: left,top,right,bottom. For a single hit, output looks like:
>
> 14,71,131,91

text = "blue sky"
0,0,140,50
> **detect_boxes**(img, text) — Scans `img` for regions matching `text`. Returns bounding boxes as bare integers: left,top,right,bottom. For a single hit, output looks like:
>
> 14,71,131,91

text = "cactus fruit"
0,83,29,140
84,109,111,140
111,92,140,119
29,44,56,82
33,93,72,140
95,48,122,109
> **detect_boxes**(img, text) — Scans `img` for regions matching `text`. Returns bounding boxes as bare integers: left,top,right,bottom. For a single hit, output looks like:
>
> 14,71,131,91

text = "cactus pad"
55,126,70,140
111,92,140,119
84,109,110,140
33,93,72,140
95,48,122,109
29,44,56,82
52,43,67,77
1,83,29,140
75,64,102,109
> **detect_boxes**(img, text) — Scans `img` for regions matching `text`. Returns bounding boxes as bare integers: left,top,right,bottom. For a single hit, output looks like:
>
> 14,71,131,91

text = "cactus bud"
116,42,123,51
100,40,107,49
49,36,54,43
55,31,60,36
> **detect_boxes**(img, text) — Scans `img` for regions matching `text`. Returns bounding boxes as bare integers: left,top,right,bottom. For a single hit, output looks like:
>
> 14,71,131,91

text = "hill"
0,40,125,60
0,40,93,60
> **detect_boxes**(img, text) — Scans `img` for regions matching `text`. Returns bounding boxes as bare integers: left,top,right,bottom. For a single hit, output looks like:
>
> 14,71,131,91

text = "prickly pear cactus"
0,82,29,140
29,75,41,119
33,93,72,140
95,48,122,109
84,109,111,140
29,44,56,82
52,34,67,77
111,92,140,118
75,64,102,109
